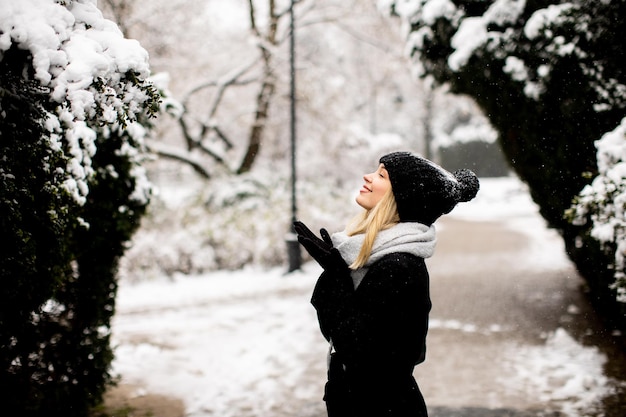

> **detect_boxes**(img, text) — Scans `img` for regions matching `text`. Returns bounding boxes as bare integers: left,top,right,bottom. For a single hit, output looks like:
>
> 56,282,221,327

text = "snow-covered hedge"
0,0,158,209
569,118,626,303
0,0,161,414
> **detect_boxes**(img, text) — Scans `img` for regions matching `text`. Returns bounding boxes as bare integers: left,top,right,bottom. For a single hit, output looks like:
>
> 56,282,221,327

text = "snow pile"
503,328,612,416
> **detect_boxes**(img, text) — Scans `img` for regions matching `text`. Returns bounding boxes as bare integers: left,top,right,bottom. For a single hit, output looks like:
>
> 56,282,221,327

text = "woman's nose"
363,172,373,182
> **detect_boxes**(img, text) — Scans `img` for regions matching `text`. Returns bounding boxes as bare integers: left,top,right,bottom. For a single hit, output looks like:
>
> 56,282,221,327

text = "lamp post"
286,0,301,272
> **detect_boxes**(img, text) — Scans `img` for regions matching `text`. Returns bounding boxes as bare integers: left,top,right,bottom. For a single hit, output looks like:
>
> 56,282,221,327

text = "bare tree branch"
178,59,260,156
213,125,234,150
146,143,211,179
182,60,258,105
176,114,230,170
248,0,261,37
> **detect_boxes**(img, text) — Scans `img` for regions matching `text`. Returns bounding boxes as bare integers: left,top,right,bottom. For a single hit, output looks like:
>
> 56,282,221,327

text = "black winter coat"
311,252,431,417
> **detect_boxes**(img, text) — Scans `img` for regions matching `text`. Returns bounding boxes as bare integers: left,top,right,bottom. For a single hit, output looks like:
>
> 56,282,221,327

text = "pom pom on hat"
453,168,480,202
379,151,479,225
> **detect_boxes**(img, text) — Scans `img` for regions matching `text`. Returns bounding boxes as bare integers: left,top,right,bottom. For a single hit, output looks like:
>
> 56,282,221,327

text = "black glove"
293,221,349,273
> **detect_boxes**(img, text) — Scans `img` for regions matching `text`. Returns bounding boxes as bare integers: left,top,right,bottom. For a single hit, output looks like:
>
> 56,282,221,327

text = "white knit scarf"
331,222,437,289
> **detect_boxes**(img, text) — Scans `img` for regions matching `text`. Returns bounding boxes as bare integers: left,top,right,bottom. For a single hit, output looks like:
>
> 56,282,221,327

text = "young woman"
294,151,479,417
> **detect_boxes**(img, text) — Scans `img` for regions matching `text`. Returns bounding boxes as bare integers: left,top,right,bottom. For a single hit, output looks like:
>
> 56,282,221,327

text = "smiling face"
355,163,392,210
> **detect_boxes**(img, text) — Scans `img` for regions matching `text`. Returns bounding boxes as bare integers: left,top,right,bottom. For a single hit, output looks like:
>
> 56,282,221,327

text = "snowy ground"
111,176,619,417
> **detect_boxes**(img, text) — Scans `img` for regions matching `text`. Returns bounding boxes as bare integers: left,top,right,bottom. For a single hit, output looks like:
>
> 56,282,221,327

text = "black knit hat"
380,151,479,225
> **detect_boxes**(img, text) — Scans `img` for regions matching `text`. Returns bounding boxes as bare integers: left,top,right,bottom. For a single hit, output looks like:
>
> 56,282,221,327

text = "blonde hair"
346,187,400,269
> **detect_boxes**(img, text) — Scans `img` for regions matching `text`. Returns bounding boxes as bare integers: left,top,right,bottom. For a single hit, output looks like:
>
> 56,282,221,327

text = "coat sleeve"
309,266,354,342
311,253,431,376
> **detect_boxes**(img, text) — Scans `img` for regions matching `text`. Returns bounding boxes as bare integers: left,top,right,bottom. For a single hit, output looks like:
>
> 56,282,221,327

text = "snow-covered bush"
0,0,161,415
569,118,626,303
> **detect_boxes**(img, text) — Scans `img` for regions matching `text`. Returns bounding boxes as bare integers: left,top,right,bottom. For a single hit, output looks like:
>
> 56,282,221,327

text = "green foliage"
1,47,74,414
387,0,626,324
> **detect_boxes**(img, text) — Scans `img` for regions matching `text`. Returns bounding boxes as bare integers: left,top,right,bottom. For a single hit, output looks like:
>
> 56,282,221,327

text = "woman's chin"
355,196,371,210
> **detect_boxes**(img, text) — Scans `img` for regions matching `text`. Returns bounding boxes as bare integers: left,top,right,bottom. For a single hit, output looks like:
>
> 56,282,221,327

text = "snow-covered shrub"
569,118,626,303
0,0,161,415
